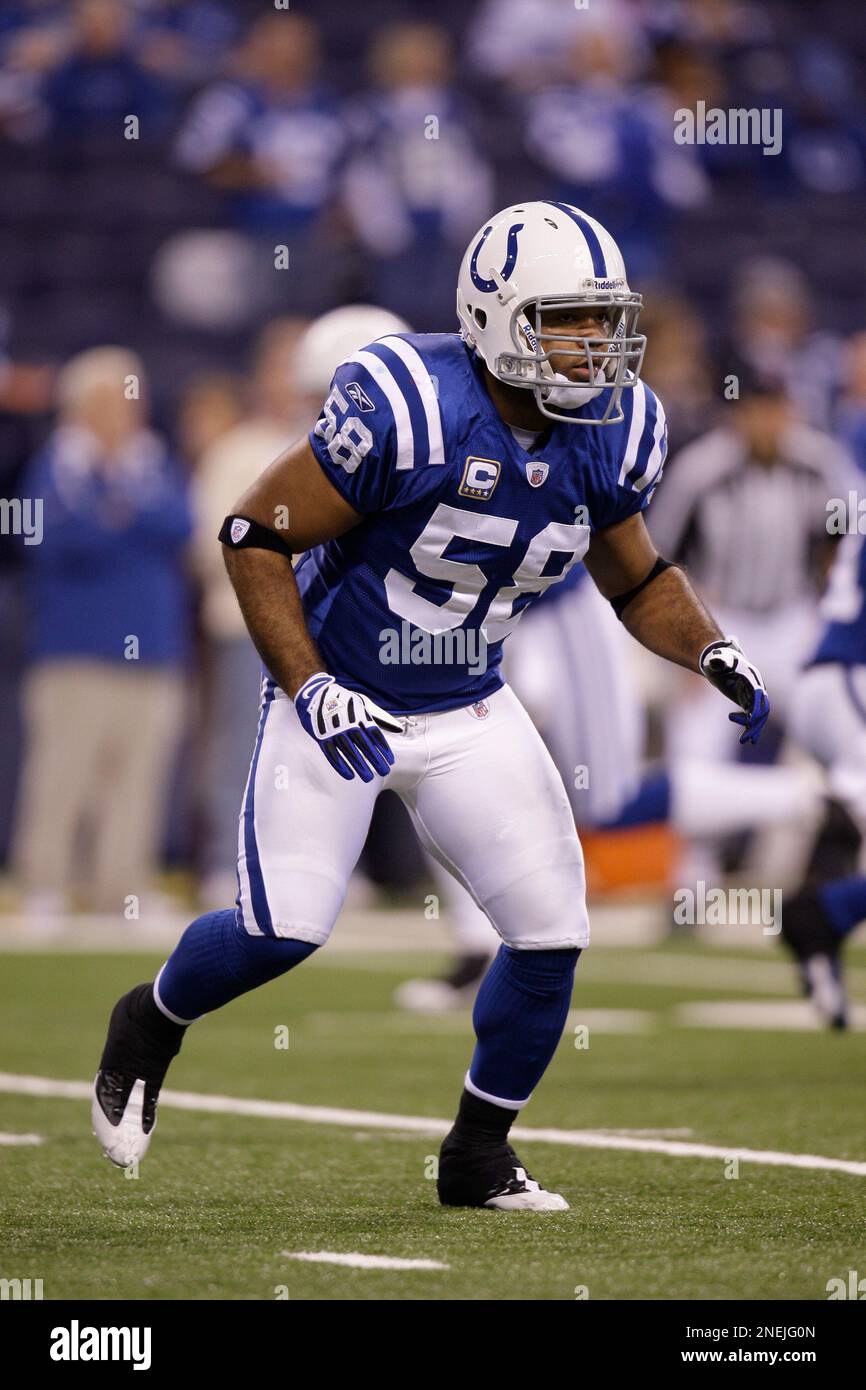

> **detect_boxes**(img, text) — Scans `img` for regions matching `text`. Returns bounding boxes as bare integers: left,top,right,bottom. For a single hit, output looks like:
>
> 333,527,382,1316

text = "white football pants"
236,680,589,950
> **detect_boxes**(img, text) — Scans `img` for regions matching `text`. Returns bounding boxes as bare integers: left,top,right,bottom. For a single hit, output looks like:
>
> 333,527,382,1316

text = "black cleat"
779,890,848,1030
91,984,186,1167
437,1135,568,1210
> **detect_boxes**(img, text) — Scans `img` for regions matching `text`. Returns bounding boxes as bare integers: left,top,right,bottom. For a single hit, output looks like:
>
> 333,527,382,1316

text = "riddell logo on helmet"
583,278,624,290
521,322,539,351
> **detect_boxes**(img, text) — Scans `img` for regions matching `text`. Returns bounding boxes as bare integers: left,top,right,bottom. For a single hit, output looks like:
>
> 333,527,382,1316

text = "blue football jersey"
531,552,591,607
298,333,667,714
811,531,866,667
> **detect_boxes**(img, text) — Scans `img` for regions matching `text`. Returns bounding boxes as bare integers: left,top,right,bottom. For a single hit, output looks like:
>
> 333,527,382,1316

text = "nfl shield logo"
469,700,489,719
526,461,549,487
230,517,250,544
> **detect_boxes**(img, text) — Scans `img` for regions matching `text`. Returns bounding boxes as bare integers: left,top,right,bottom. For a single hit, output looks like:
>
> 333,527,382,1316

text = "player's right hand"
293,671,403,782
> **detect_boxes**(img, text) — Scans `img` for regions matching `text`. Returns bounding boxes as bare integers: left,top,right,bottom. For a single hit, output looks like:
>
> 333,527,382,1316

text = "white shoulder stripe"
617,380,647,488
353,349,415,471
378,336,446,468
631,393,667,492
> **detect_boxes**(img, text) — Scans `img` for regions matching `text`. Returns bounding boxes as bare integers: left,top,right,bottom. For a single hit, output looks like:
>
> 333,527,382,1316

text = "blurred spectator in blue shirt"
13,346,192,917
174,10,348,314
38,0,172,141
522,22,709,280
774,44,866,198
175,11,347,233
344,22,493,329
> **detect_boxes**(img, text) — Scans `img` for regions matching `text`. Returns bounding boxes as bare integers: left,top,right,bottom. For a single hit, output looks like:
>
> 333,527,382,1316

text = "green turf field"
1,941,865,1301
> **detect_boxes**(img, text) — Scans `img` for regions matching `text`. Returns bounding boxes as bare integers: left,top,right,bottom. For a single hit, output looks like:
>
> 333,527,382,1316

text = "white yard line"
0,1131,43,1145
2,1071,865,1177
593,1127,695,1138
281,1251,448,1271
675,1000,866,1030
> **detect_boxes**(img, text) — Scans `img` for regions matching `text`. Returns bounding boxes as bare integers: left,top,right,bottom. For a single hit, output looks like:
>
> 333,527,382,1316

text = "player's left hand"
699,637,770,745
294,671,403,782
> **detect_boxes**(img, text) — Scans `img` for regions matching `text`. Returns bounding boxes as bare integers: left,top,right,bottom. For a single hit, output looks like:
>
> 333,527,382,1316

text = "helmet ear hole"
473,307,487,329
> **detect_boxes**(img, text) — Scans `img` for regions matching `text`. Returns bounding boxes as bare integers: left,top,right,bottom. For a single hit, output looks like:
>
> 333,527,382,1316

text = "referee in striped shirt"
648,361,852,761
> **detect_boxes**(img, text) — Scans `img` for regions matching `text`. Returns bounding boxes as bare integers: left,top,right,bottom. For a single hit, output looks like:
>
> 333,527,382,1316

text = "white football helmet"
295,304,412,398
456,200,645,424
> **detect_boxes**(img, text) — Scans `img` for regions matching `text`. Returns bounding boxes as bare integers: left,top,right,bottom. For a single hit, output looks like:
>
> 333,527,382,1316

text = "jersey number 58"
314,385,374,473
386,503,590,641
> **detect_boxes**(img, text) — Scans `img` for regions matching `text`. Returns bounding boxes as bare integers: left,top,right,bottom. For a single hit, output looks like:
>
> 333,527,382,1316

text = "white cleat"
92,1073,156,1168
484,1166,570,1211
438,1142,570,1210
91,983,185,1169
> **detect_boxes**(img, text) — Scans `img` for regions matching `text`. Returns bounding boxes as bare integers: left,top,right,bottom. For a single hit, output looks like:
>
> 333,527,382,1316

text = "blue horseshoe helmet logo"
469,221,524,293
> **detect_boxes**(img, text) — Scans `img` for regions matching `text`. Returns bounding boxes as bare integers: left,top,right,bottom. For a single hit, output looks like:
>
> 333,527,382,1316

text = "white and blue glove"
294,671,402,782
699,637,770,746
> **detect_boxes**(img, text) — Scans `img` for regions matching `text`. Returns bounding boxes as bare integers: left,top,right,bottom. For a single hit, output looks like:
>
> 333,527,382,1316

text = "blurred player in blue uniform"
92,201,769,1209
783,531,866,1027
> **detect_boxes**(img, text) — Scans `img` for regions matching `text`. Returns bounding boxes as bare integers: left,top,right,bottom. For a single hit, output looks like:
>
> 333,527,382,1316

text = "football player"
92,201,769,1210
782,529,866,1027
396,556,821,1014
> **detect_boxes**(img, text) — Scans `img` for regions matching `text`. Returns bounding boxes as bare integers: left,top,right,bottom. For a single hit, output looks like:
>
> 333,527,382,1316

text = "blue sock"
468,945,580,1106
817,876,866,940
155,910,318,1023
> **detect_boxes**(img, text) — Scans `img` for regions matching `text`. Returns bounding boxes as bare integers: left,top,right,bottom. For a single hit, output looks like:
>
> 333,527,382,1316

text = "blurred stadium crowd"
2,0,866,919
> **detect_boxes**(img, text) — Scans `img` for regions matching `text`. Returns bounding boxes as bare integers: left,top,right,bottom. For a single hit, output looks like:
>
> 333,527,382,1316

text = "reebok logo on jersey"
230,518,250,544
525,461,549,487
345,381,375,412
459,457,501,500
